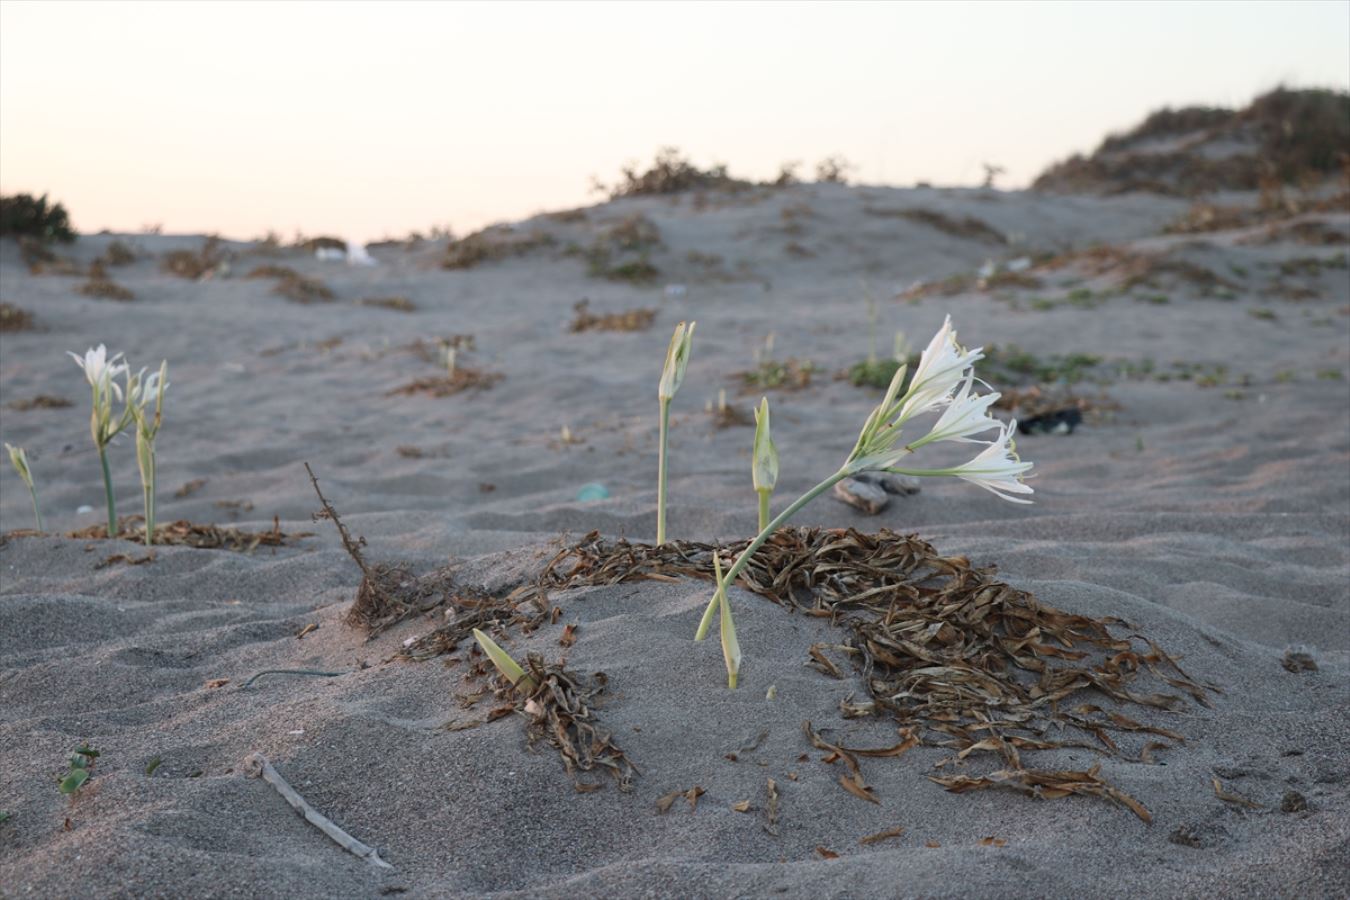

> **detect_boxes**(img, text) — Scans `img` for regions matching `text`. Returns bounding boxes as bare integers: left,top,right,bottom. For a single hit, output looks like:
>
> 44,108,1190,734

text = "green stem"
142,451,156,547
28,483,43,533
656,397,671,544
695,468,850,640
757,489,771,532
99,447,116,538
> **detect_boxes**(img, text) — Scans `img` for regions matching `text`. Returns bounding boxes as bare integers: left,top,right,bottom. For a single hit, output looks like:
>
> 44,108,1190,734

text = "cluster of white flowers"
845,315,1033,503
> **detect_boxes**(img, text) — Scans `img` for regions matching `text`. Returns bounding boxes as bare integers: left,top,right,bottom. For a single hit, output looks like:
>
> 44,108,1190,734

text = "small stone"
832,477,889,515
1281,647,1318,673
1280,791,1308,813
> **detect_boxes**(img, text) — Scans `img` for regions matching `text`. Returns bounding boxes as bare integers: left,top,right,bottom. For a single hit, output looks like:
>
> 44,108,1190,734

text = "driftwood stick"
244,752,393,869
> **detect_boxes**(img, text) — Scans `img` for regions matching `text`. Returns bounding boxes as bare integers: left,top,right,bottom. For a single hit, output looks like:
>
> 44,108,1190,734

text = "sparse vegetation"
1,193,76,243
1035,87,1350,195
273,274,335,304
600,147,749,199
443,227,554,270
865,206,1006,244
570,299,656,333
0,303,35,332
58,744,99,796
161,237,225,279
78,263,135,301
359,296,416,313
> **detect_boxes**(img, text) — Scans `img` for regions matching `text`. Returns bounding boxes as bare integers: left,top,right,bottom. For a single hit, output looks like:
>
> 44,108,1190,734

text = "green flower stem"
695,468,850,640
28,483,43,533
757,489,771,532
656,396,672,544
141,446,156,546
98,446,116,537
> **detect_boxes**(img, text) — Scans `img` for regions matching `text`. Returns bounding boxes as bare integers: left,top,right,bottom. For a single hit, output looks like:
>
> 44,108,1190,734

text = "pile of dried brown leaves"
334,514,1215,818
66,515,307,553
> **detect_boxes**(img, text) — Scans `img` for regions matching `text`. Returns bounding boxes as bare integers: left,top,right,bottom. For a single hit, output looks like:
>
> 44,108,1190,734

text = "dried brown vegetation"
866,206,1006,244
78,263,135,301
333,524,1212,818
1035,88,1350,196
7,394,72,411
273,275,335,304
0,302,35,332
66,516,308,552
161,238,226,279
359,296,417,313
387,369,503,398
443,227,555,270
570,299,656,333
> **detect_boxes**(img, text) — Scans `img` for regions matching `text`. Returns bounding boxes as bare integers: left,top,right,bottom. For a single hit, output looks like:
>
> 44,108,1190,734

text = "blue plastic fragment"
576,483,610,502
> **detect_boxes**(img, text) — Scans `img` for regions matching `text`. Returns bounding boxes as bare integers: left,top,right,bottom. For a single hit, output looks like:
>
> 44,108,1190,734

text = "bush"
0,193,76,243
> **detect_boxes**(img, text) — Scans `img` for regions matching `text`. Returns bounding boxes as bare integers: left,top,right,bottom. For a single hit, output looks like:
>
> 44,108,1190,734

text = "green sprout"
751,397,778,531
714,553,741,689
656,321,696,544
69,345,138,537
59,744,99,795
131,361,168,546
695,316,1033,647
4,443,42,531
472,628,537,693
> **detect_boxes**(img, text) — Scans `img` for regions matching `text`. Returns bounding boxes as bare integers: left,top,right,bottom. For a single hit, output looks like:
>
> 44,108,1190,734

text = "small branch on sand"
241,669,346,689
244,752,393,869
304,462,372,578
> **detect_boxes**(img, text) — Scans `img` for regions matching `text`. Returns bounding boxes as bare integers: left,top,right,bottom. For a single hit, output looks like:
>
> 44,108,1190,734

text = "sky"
2,0,1348,242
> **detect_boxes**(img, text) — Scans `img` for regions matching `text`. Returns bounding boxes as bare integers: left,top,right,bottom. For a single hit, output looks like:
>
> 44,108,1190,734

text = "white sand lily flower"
893,315,983,425
694,316,1030,651
69,344,129,401
892,420,1034,504
70,344,140,537
908,373,1002,450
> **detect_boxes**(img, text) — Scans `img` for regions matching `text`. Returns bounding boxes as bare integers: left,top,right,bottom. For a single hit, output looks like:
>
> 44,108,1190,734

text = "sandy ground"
1,183,1348,899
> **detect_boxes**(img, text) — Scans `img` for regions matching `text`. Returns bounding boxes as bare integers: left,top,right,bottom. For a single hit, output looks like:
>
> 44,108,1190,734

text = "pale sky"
2,0,1347,242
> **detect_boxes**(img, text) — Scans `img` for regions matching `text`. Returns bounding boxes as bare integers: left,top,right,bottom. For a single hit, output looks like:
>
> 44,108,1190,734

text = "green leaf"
59,769,90,794
472,628,537,693
145,757,162,776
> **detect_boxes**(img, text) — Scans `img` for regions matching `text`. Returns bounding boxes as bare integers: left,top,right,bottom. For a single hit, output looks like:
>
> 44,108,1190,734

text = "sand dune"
1,182,1347,898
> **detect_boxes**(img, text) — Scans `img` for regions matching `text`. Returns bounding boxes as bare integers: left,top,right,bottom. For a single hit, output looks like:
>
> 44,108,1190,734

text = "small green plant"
5,443,43,531
1316,368,1344,380
714,553,740,689
0,193,76,243
59,744,99,795
695,317,1033,654
751,398,778,531
472,628,537,692
1249,307,1277,321
69,345,138,536
131,362,169,546
657,322,696,544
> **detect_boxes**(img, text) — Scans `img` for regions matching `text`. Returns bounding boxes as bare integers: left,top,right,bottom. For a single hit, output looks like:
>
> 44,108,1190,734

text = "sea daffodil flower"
695,316,1032,648
70,345,140,536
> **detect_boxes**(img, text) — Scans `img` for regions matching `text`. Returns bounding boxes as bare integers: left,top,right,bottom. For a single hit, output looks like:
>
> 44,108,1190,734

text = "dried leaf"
764,778,780,836
1212,778,1262,810
815,846,839,859
860,825,905,845
732,800,752,813
559,623,578,647
980,836,1007,847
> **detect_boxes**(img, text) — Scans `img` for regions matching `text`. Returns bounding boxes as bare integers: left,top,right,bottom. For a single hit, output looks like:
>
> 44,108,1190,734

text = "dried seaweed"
932,765,1153,823
66,516,306,552
516,655,636,792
